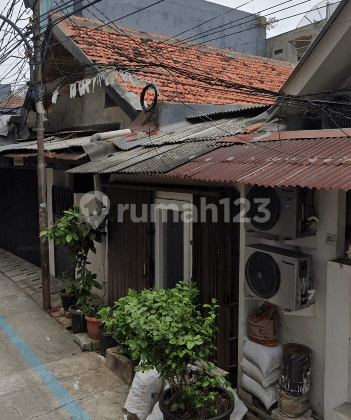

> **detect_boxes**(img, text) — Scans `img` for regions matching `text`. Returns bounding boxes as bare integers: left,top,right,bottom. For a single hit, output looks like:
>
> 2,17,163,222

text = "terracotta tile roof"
0,96,25,109
57,15,294,105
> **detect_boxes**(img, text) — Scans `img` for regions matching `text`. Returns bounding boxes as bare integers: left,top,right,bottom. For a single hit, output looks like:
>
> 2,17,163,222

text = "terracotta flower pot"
85,316,102,340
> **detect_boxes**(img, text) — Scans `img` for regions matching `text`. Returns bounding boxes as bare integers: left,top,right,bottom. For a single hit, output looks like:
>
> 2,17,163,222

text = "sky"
208,0,333,37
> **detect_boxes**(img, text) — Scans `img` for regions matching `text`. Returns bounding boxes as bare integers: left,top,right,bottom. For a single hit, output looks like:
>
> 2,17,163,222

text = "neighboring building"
0,84,11,102
40,0,266,56
267,21,325,64
267,1,339,63
0,95,25,116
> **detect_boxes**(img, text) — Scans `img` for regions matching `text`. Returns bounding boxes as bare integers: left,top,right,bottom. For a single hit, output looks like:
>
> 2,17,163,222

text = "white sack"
146,402,163,420
124,368,163,420
241,373,276,410
240,356,280,387
243,337,282,376
217,377,248,420
230,388,248,420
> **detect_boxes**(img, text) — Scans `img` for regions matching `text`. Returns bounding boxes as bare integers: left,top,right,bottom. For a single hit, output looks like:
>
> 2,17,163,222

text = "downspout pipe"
90,129,132,142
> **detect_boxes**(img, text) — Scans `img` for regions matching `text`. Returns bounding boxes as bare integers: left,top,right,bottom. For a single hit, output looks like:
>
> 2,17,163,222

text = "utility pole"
0,8,49,309
33,1,51,311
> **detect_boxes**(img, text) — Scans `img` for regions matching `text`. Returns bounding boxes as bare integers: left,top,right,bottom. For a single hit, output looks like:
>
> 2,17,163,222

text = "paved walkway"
0,257,129,419
0,248,62,309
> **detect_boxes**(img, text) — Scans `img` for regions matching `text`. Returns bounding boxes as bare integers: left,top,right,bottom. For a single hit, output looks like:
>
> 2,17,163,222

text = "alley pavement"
0,270,129,419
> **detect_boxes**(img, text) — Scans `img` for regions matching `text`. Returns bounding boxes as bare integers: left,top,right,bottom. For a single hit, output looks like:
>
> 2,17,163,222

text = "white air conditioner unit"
245,185,314,239
245,244,313,312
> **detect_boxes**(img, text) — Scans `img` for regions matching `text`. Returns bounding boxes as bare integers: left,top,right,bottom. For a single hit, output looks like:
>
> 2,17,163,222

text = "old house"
0,10,292,384
116,1,351,419
67,1,351,419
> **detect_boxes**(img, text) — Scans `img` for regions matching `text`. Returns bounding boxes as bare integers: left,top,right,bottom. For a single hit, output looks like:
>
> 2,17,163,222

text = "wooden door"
193,190,240,385
106,187,151,304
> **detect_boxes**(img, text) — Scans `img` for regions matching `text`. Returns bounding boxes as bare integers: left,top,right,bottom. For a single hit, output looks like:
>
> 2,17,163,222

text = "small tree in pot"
41,206,108,337
111,282,234,420
97,306,118,356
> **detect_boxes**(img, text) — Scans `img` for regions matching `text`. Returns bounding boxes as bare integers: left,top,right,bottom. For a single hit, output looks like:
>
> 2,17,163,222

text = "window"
105,92,117,108
274,49,283,55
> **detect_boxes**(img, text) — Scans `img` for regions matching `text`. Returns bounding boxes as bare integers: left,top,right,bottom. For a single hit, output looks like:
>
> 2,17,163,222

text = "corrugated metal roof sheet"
68,116,251,174
186,105,269,120
106,141,218,175
143,117,252,146
69,141,219,174
5,152,87,161
164,135,351,191
0,136,91,154
20,136,91,151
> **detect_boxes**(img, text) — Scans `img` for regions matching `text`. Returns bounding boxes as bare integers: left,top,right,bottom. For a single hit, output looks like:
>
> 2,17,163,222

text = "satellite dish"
290,1,340,60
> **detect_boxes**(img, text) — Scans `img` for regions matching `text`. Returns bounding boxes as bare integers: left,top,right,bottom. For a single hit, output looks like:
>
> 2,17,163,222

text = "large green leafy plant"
40,205,108,307
111,282,234,419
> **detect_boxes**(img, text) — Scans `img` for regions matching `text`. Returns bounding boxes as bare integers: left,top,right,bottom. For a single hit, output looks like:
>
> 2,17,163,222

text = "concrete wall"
325,261,351,420
45,83,132,132
267,21,325,64
74,192,108,304
237,186,347,419
82,0,266,56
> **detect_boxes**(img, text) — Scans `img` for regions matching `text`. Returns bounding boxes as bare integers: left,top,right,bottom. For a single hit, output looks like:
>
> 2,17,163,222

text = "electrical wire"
187,0,340,45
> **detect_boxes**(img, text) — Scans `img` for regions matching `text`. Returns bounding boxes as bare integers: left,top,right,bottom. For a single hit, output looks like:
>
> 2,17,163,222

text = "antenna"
290,0,340,60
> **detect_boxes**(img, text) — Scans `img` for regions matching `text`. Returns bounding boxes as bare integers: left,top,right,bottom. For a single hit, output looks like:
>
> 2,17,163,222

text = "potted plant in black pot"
97,306,118,357
111,282,235,420
58,271,78,312
41,206,109,335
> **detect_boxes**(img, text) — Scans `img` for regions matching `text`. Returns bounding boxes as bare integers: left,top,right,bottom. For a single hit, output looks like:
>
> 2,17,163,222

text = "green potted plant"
41,206,109,335
111,282,235,420
97,306,118,356
80,302,103,340
58,271,78,312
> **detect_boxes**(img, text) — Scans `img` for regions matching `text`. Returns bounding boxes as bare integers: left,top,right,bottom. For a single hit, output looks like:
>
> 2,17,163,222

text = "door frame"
154,192,193,288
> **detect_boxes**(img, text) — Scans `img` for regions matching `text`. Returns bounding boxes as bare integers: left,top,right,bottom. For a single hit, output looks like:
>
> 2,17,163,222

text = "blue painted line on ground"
0,314,93,420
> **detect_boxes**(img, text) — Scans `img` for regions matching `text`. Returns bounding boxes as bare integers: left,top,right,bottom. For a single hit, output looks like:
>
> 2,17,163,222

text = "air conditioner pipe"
90,129,132,142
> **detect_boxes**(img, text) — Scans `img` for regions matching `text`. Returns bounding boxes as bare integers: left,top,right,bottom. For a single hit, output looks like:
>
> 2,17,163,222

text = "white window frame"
154,192,193,289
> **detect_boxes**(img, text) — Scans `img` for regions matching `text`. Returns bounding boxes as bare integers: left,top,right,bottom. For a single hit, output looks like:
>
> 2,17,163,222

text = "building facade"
40,0,266,56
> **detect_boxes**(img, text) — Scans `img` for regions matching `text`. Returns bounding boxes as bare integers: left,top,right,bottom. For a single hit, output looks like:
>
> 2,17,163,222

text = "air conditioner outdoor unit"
245,185,314,239
245,244,313,312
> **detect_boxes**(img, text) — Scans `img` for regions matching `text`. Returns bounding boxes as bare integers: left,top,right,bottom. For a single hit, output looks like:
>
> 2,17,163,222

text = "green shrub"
110,282,234,418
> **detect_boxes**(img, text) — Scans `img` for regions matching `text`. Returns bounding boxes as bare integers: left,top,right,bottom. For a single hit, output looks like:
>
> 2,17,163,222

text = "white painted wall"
237,186,347,419
325,261,351,420
74,192,108,304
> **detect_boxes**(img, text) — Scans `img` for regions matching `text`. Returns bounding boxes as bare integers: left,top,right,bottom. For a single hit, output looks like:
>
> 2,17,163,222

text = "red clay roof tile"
56,15,294,105
0,96,25,109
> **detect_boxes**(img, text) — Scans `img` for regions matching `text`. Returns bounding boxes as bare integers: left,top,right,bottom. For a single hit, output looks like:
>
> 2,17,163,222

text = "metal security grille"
52,185,74,217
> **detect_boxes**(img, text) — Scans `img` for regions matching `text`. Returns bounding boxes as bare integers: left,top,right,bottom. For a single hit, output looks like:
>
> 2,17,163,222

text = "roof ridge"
54,13,294,67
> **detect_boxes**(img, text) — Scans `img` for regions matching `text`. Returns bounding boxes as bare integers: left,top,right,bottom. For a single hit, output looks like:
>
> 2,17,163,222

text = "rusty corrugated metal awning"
5,152,87,161
164,132,351,191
